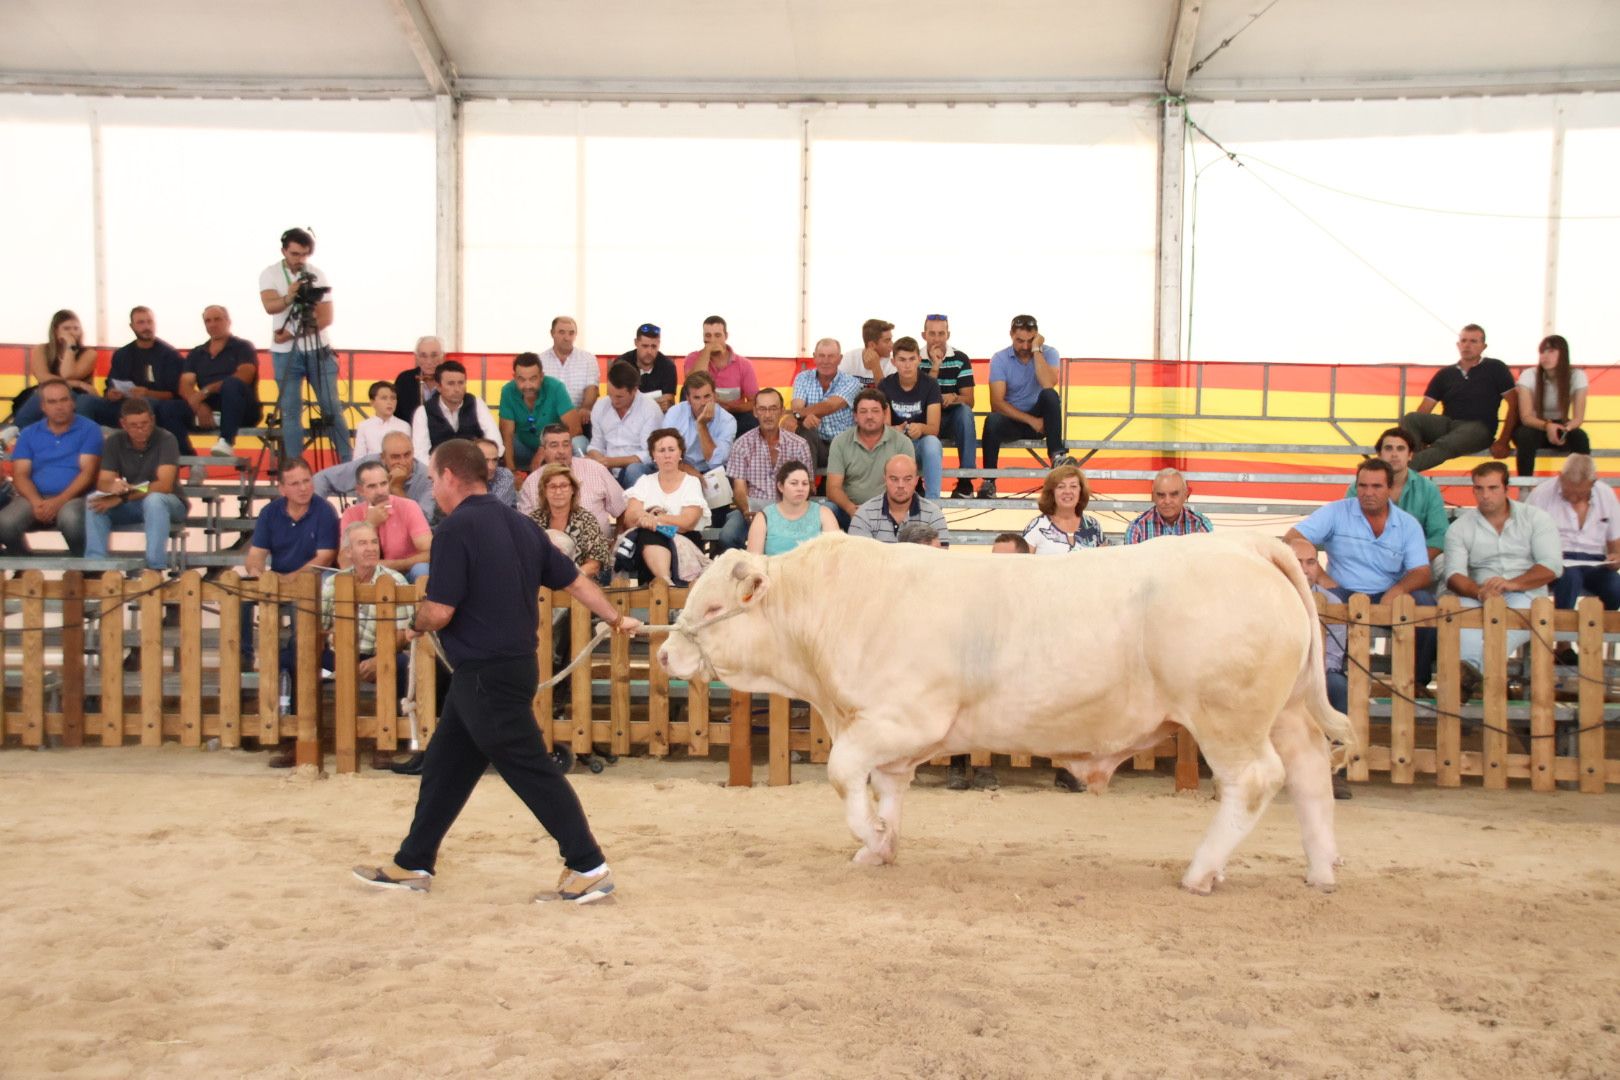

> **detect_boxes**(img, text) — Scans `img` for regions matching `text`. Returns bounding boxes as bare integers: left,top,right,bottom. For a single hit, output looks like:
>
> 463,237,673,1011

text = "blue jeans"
274,346,351,461
83,493,186,569
717,498,766,552
1328,586,1436,688
1553,562,1620,610
909,434,942,499
13,388,100,429
940,403,977,474
618,460,656,488
206,376,263,443
982,387,1065,466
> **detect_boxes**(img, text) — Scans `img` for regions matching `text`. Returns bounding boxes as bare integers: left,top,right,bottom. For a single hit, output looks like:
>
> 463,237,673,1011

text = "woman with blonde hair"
529,463,611,581
1021,463,1105,554
1513,334,1589,477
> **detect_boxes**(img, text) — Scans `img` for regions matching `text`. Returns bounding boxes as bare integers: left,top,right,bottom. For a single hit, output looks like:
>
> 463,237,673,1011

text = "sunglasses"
924,313,948,322
1011,316,1038,331
637,323,661,337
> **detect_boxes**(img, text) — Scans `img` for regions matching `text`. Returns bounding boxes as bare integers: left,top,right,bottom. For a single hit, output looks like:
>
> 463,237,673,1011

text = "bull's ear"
734,570,770,608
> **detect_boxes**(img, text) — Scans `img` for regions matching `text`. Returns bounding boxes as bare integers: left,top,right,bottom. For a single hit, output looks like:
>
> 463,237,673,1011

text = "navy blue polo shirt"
185,335,260,391
107,339,185,395
427,493,580,666
250,497,340,573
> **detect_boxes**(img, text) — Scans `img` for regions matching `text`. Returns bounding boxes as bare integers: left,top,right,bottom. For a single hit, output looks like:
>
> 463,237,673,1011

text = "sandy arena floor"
2,747,1617,1079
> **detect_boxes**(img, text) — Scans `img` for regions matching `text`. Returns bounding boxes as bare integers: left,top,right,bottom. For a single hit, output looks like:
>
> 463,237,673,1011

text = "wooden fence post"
768,694,790,786
647,580,670,757
20,570,44,747
688,671,710,756
413,633,438,748
810,705,830,764
215,572,242,750
98,573,124,746
535,586,555,748
256,573,280,745
569,594,592,755
1345,593,1371,783
1434,596,1463,788
59,571,84,747
728,689,753,787
609,591,631,758
1174,726,1199,792
1576,596,1606,793
374,575,399,752
1387,594,1415,783
294,571,320,770
138,570,163,747
178,571,203,747
1481,595,1508,790
333,572,358,774
1528,597,1556,792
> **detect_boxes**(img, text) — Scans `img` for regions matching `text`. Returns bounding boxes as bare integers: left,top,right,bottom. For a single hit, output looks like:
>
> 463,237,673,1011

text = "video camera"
295,270,331,306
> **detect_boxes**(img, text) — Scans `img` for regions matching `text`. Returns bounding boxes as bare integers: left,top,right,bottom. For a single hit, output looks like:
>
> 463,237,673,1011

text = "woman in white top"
1514,334,1588,477
1020,464,1106,555
618,427,711,585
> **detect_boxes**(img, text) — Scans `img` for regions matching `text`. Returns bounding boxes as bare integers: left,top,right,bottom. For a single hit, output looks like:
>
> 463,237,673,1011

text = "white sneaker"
534,865,615,905
210,437,233,457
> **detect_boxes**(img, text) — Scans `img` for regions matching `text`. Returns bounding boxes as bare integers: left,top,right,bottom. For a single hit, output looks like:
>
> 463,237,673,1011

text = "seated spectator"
981,314,1070,497
723,389,812,551
352,381,411,460
1343,427,1448,564
616,323,677,411
242,457,339,766
539,315,599,446
682,315,759,435
317,520,414,769
1526,454,1620,610
529,464,611,581
785,337,860,470
1513,334,1589,477
83,398,185,572
588,362,665,487
1021,464,1104,554
989,532,1030,554
1445,461,1561,698
878,337,944,499
474,438,518,509
1124,467,1213,543
617,429,711,586
92,306,196,454
1289,537,1352,799
896,521,942,547
339,460,431,582
1284,458,1436,687
518,423,627,534
840,318,896,386
499,351,572,475
664,370,736,476
747,460,837,555
179,305,263,456
313,431,436,523
1402,323,1517,472
390,336,444,427
411,360,501,465
920,314,979,498
0,379,100,556
8,310,100,433
825,389,915,529
849,455,950,545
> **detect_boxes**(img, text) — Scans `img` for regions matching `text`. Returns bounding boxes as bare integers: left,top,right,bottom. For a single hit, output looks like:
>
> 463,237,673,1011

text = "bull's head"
656,549,771,683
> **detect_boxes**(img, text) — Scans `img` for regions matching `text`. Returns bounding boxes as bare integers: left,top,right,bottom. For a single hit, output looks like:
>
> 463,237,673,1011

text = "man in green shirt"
826,387,916,530
499,351,573,476
1345,426,1449,561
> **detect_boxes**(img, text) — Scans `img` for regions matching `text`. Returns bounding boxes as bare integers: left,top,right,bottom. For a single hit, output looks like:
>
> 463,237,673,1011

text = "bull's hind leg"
1270,705,1342,891
1182,739,1286,895
827,721,936,866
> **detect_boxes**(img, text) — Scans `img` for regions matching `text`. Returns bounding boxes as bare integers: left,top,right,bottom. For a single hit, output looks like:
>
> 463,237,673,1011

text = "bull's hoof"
851,846,890,867
1181,870,1218,895
1305,872,1339,893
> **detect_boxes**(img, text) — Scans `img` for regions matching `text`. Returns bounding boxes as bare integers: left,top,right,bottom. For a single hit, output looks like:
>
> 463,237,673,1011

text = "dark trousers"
395,654,604,875
982,388,1064,467
1513,424,1590,477
207,376,264,443
1554,562,1620,610
1329,586,1436,688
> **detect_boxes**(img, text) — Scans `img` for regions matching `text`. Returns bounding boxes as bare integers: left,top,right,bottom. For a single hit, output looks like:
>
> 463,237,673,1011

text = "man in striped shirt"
1124,468,1213,544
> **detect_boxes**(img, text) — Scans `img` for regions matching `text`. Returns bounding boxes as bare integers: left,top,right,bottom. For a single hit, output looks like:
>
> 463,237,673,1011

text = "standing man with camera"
259,227,353,463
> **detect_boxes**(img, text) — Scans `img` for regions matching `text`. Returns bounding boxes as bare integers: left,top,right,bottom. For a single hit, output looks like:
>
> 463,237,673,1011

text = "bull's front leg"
865,764,915,864
826,740,890,865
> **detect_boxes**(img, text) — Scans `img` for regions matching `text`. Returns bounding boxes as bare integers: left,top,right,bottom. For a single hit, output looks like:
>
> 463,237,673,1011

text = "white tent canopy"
1,2,1617,365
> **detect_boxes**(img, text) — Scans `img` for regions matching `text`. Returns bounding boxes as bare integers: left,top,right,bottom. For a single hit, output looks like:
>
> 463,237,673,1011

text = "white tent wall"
0,95,436,352
1178,93,1620,367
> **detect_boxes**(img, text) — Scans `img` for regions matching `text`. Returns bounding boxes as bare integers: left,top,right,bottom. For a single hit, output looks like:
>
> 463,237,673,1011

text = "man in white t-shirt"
839,318,896,386
258,227,352,461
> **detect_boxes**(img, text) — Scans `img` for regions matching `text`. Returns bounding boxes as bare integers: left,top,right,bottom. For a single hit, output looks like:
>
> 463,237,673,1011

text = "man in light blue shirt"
981,314,1069,497
1286,458,1436,686
663,370,735,474
1444,461,1562,696
786,338,862,470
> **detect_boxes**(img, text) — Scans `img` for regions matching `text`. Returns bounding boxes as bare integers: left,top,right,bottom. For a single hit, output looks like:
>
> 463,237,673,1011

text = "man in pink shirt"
683,314,760,435
339,459,432,581
517,423,627,535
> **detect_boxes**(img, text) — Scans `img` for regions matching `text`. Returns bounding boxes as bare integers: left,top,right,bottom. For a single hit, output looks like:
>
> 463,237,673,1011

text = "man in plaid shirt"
719,388,812,550
1124,468,1213,544
785,338,861,470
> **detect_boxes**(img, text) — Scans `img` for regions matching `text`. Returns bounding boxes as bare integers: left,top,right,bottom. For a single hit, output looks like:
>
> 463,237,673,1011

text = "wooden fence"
1,571,1614,792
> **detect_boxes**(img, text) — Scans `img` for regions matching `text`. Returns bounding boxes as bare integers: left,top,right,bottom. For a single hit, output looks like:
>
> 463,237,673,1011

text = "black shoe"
946,762,970,791
951,478,975,499
1332,772,1352,800
1555,645,1578,666
977,480,997,499
1054,769,1085,793
388,752,426,775
1458,661,1484,701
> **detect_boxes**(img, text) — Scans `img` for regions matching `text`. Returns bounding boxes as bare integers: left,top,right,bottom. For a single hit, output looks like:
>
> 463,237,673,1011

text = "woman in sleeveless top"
10,310,101,431
1513,334,1589,477
748,459,837,555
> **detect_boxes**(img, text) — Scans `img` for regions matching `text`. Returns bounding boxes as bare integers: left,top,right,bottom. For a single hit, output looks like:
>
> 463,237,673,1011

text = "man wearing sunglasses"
982,314,1071,497
615,323,677,411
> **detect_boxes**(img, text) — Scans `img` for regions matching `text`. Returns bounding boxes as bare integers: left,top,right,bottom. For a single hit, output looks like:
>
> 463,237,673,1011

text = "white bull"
657,532,1353,893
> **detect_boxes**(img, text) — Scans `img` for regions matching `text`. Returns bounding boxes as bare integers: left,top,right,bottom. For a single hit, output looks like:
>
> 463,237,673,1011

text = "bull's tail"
1259,536,1357,766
